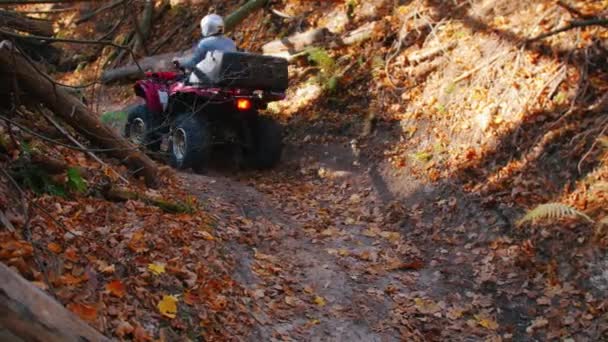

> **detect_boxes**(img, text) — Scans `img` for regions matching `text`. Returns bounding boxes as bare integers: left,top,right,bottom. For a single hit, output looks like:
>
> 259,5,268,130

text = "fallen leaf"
148,263,165,275
252,289,265,299
414,298,440,314
157,295,178,319
133,325,152,341
386,259,424,271
106,280,126,298
60,274,87,286
68,303,97,322
115,321,134,338
128,231,147,253
64,247,79,262
184,291,199,305
526,317,548,333
47,242,62,254
285,296,298,306
199,231,215,241
447,307,464,320
475,314,499,330
314,295,326,307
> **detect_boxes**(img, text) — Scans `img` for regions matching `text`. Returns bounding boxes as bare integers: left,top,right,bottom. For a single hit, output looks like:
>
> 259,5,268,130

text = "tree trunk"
0,41,159,187
101,0,268,83
224,0,268,31
0,10,53,36
0,262,110,342
132,0,154,57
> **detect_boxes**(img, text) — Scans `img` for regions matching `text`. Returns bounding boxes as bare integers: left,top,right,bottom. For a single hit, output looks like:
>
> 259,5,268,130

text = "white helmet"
200,14,224,37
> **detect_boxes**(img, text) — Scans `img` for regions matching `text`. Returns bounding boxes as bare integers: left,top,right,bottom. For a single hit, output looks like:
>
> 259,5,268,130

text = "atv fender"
134,80,169,114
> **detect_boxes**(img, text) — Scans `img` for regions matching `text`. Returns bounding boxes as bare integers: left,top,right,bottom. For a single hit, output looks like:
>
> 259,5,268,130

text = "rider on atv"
173,14,236,82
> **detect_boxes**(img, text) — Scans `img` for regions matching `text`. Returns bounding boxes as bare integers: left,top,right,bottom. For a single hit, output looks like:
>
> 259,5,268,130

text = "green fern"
517,203,594,226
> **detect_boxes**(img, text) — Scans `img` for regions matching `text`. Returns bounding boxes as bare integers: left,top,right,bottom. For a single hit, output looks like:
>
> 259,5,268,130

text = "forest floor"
2,0,608,341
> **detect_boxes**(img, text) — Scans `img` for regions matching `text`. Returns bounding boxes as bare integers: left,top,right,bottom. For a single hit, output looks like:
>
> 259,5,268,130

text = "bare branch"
528,18,608,42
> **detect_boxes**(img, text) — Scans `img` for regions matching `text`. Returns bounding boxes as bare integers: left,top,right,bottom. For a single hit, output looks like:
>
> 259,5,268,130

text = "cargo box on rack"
193,51,288,92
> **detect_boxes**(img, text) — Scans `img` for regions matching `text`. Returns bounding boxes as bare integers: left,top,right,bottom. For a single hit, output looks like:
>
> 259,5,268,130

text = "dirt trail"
178,136,503,341
183,141,416,340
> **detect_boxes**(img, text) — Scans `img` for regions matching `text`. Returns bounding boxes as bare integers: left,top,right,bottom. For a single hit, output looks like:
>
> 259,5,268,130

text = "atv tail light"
236,98,252,111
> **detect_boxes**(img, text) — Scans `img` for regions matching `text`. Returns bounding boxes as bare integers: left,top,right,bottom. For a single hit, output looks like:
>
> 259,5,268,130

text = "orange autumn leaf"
47,242,62,254
67,303,97,322
64,247,79,262
0,240,33,259
106,279,126,298
128,231,147,253
60,274,87,286
184,291,199,305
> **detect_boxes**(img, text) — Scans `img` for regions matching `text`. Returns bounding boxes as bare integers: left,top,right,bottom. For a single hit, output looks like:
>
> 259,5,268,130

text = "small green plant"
19,166,66,197
411,151,433,163
517,203,593,226
435,104,448,115
100,111,126,127
307,48,335,74
346,0,359,18
67,167,87,193
444,83,457,94
306,48,340,93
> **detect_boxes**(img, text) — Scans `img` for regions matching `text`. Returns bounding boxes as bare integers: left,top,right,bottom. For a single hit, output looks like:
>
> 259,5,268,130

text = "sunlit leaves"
148,263,166,275
157,295,178,319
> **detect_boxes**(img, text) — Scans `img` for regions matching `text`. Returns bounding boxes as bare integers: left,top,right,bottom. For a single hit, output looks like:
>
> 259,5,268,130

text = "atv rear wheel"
249,116,283,169
169,114,211,173
124,105,161,151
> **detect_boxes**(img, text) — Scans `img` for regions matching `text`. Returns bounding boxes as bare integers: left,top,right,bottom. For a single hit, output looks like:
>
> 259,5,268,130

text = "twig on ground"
578,121,608,174
453,52,503,83
527,18,608,42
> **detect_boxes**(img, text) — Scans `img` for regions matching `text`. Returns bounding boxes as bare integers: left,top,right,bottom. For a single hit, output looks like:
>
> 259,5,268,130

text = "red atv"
124,51,288,172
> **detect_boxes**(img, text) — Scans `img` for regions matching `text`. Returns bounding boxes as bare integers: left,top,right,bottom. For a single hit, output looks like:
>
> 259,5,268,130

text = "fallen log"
101,0,268,83
101,49,193,83
262,28,330,55
0,10,53,36
262,21,379,61
0,262,110,341
0,41,159,187
104,186,193,213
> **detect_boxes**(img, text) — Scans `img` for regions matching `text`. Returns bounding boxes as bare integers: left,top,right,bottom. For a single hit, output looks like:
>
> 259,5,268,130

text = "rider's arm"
182,40,209,69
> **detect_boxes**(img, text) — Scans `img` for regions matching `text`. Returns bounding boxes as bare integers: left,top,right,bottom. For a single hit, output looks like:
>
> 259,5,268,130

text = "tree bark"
132,0,154,57
224,0,268,32
101,0,268,83
0,262,110,342
0,10,53,36
0,41,159,187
